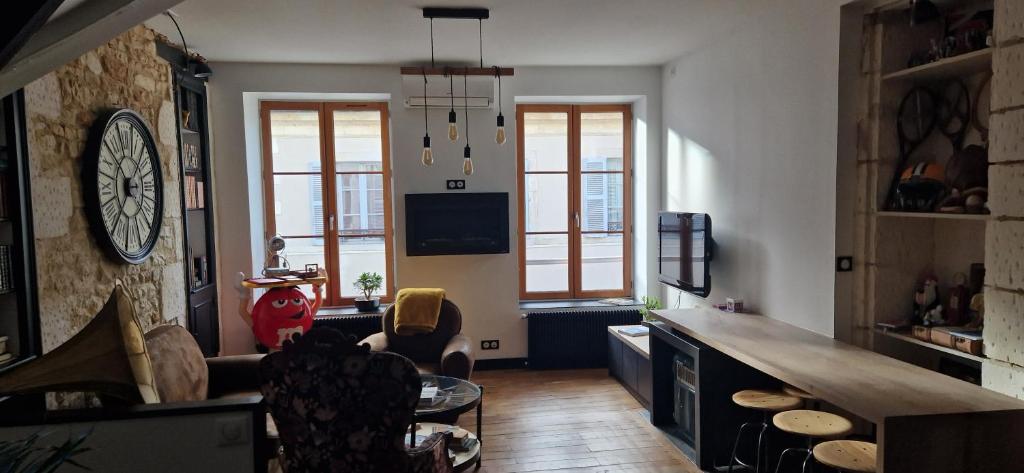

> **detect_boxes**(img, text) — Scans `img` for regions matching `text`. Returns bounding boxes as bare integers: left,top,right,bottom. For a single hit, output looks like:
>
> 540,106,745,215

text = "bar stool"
772,410,853,473
782,385,819,410
813,440,876,473
728,389,803,472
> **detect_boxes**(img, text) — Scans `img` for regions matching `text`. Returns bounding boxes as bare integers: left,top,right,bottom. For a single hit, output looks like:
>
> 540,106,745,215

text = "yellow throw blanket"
393,288,446,336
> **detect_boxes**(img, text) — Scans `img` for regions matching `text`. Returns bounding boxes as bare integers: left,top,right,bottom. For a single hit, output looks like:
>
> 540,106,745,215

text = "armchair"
143,325,264,402
260,328,453,473
361,299,475,380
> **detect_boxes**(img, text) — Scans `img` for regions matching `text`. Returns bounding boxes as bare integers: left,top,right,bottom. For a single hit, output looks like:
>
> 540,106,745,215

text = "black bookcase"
0,91,43,411
159,42,219,356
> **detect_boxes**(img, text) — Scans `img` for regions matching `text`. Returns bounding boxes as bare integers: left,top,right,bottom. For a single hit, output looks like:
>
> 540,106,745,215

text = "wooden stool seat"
772,410,853,438
731,389,803,411
813,440,877,472
782,384,817,401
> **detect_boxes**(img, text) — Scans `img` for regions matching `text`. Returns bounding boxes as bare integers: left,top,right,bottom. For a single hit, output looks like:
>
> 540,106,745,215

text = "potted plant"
639,295,662,322
353,272,384,312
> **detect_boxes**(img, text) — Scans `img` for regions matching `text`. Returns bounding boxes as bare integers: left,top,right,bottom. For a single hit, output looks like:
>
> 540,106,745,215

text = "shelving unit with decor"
159,40,219,356
848,1,994,385
0,91,43,411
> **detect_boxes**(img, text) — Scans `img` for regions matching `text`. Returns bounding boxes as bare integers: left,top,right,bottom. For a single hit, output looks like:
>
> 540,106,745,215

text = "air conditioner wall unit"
402,74,494,109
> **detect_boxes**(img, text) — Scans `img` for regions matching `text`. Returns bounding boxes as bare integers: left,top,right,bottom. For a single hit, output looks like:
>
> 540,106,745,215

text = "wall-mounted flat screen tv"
658,212,712,297
405,193,510,256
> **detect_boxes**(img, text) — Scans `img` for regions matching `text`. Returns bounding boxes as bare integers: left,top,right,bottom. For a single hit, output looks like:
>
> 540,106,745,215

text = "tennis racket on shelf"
937,79,971,153
884,86,937,210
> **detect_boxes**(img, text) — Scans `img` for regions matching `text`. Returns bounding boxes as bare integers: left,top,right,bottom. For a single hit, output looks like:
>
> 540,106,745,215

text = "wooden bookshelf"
159,38,220,356
875,211,990,221
874,329,984,364
0,91,43,412
883,48,992,82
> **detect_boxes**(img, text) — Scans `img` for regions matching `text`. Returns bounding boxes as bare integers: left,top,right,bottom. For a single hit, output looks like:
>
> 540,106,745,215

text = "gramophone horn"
0,282,160,404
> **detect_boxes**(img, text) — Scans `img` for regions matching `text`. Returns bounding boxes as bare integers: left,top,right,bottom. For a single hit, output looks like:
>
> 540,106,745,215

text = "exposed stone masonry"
22,26,185,406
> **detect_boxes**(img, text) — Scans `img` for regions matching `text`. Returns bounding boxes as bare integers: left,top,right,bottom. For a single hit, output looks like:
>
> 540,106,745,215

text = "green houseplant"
353,272,384,312
638,295,662,322
0,430,91,473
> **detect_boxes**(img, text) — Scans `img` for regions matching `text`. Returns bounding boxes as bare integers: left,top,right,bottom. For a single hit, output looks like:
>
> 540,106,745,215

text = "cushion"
144,325,209,402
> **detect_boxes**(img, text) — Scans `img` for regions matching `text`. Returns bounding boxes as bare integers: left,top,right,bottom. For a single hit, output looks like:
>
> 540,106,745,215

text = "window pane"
525,174,568,233
579,173,624,232
580,112,624,171
336,174,385,235
334,110,383,172
273,174,323,236
339,236,388,298
523,112,568,172
525,234,569,293
269,110,321,173
581,233,624,291
282,237,326,300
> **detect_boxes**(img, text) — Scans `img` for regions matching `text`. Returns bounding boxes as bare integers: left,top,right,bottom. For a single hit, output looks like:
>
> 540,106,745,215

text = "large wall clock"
83,109,164,264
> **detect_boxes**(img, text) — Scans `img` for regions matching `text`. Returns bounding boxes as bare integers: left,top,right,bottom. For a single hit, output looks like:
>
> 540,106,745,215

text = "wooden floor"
454,369,699,473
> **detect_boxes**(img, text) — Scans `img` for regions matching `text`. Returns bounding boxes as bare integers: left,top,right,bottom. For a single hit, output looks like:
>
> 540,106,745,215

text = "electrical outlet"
836,256,853,272
481,339,499,350
446,179,466,190
216,417,251,446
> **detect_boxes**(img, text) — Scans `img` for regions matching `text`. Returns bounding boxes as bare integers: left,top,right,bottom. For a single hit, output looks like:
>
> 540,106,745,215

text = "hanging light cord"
449,68,455,111
478,19,484,68
429,18,435,68
165,12,191,62
464,70,470,145
423,71,429,135
494,66,502,115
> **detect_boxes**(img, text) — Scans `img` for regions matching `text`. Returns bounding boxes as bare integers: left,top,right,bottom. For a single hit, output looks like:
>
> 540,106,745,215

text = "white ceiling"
145,0,742,66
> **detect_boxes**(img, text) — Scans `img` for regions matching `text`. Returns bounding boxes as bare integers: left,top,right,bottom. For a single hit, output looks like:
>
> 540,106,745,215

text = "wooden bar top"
650,308,1024,423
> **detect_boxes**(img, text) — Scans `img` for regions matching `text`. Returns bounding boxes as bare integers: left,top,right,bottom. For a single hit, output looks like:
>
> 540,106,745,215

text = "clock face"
85,110,164,264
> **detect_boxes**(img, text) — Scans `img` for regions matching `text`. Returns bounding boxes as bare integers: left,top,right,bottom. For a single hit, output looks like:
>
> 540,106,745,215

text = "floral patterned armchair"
259,328,453,473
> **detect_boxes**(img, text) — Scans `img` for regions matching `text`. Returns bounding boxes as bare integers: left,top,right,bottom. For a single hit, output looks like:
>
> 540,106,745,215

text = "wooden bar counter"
650,308,1024,473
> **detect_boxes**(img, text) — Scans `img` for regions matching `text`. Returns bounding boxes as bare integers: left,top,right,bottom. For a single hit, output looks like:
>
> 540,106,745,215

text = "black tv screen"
658,212,712,297
405,193,510,256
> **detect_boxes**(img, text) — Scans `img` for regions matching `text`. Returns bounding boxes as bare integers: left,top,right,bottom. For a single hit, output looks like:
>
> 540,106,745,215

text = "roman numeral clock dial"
85,109,164,264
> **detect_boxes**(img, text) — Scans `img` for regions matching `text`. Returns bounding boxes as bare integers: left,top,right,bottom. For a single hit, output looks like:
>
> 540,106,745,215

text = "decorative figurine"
236,236,327,350
250,286,316,350
914,277,943,326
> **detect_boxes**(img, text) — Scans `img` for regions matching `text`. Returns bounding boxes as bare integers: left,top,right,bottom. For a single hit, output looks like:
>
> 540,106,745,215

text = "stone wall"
23,25,184,405
982,0,1024,399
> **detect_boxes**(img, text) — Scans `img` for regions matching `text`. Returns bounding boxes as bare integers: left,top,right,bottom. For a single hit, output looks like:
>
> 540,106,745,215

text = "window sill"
316,304,391,318
519,298,641,311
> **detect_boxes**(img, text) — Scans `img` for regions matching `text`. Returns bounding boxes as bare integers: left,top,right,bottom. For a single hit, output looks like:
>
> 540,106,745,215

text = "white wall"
208,63,661,356
660,0,848,336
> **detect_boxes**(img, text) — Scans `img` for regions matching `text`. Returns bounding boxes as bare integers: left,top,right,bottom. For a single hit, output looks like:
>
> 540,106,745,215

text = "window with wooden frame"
517,104,632,300
260,101,394,307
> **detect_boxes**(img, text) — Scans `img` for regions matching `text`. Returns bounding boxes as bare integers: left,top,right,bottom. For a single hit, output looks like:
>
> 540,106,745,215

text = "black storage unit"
0,91,43,413
158,42,219,356
607,328,652,408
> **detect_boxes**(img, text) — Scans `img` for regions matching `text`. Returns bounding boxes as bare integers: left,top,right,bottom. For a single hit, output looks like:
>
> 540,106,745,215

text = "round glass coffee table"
411,375,483,471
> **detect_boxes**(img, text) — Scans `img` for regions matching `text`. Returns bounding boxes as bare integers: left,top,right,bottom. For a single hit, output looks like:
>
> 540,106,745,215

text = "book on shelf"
617,326,649,337
0,245,12,293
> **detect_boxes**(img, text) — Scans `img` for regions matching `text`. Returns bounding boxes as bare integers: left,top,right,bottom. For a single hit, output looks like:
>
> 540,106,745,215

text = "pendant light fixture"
420,72,433,166
494,66,506,145
407,7,514,173
447,69,459,142
462,70,473,175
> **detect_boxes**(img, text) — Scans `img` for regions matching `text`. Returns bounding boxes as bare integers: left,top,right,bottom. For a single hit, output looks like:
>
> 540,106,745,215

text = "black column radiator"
526,308,642,369
313,314,383,342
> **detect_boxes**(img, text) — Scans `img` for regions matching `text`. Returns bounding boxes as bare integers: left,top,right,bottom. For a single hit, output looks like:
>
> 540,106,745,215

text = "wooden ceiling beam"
0,0,67,71
400,66,514,77
0,0,183,98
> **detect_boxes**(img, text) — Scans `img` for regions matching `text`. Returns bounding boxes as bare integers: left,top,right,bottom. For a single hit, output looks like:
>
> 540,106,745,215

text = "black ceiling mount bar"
422,7,490,20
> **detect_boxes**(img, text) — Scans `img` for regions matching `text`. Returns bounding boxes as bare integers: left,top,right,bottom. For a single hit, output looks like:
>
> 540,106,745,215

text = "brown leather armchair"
361,299,475,380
